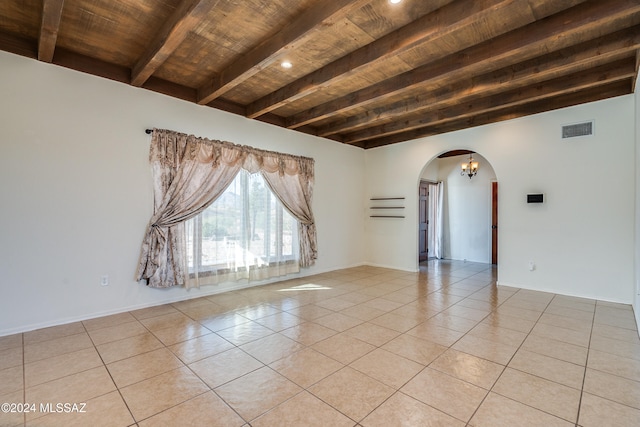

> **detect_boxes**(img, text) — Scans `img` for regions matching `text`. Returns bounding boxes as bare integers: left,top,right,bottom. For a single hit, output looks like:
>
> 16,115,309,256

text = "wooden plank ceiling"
1,0,639,148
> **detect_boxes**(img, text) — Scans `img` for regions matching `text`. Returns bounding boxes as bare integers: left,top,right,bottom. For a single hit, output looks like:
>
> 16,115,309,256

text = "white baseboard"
363,262,418,273
0,262,371,337
496,281,632,305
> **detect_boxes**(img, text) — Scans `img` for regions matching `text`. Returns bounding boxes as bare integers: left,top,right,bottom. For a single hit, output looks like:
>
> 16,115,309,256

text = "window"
185,170,299,283
137,129,316,289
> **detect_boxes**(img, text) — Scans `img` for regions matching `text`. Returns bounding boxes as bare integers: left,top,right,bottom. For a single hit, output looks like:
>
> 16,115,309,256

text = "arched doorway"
418,150,498,265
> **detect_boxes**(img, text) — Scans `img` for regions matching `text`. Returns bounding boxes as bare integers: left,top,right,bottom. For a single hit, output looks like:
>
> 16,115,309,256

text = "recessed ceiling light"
281,61,292,69
390,0,402,4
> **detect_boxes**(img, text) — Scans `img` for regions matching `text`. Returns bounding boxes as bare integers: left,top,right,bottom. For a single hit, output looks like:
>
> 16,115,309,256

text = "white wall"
366,95,636,303
0,51,366,336
420,160,439,181
635,74,640,329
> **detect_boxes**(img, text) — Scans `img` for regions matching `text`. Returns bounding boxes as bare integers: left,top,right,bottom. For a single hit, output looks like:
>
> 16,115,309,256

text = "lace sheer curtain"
185,170,301,288
428,182,444,259
136,129,317,288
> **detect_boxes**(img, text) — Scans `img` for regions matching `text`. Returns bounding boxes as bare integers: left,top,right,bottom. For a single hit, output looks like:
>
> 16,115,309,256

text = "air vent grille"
562,121,593,139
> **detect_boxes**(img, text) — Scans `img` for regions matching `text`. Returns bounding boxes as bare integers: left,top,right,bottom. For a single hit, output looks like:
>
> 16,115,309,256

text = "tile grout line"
21,332,25,427
101,309,251,425
83,316,138,426
573,299,597,427
326,265,499,425
461,286,528,426
238,266,492,425
463,286,553,426
9,262,638,426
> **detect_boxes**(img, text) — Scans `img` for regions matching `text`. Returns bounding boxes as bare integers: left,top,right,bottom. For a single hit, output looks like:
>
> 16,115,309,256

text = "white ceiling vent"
562,120,594,139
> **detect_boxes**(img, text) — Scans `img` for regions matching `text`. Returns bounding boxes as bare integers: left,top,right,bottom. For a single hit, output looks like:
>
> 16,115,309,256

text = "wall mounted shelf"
369,197,405,218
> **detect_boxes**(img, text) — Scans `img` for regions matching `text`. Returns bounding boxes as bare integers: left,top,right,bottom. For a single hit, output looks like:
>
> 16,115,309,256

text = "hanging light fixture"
461,153,479,179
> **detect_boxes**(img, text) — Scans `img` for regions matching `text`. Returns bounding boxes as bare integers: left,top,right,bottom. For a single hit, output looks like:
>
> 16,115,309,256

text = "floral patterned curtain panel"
136,129,317,288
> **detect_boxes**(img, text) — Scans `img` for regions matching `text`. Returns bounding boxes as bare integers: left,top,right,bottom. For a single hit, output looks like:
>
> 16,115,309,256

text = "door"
419,181,429,262
491,181,498,265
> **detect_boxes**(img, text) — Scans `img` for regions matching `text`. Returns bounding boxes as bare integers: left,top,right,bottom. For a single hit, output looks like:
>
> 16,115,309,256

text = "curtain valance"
150,129,314,180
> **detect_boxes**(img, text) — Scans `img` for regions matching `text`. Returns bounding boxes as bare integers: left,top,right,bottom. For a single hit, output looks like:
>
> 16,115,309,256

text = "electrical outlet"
528,261,535,271
100,275,109,286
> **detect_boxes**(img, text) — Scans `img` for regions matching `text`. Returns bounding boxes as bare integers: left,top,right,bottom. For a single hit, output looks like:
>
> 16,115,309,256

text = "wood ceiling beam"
319,26,640,137
438,150,474,159
245,0,525,119
286,0,640,129
38,0,65,62
197,0,370,105
131,0,216,87
53,47,133,84
363,80,631,149
633,49,640,91
0,31,37,59
344,58,635,144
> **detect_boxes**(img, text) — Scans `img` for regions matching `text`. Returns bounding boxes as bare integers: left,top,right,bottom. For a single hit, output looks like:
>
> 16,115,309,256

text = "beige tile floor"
1,260,639,426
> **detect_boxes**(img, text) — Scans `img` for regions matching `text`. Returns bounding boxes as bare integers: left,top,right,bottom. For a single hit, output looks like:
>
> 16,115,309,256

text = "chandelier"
461,154,479,179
